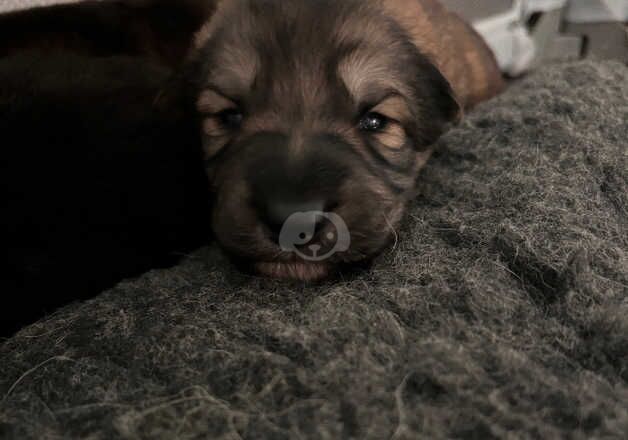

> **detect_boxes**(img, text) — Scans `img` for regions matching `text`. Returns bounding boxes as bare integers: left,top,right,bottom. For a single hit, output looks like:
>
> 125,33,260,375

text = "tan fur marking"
374,124,406,150
338,49,410,103
372,96,412,123
201,127,230,159
197,89,236,114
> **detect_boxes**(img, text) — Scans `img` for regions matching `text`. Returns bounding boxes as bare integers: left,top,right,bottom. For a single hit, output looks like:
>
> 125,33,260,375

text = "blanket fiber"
1,60,627,439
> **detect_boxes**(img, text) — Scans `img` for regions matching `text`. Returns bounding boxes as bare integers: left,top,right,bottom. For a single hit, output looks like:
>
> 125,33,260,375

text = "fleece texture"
1,60,627,439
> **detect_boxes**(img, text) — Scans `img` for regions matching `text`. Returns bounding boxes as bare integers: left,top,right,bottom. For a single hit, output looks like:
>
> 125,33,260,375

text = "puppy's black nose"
263,199,325,234
244,132,349,237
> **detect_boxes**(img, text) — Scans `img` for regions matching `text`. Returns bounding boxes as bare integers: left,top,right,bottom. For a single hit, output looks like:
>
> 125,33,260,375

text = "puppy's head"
187,0,460,280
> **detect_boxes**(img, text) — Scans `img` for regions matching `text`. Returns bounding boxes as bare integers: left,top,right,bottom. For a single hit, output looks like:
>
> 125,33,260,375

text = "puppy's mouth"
254,261,331,282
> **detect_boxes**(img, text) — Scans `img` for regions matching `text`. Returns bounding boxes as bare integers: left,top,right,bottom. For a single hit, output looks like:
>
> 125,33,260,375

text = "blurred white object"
566,0,628,22
442,0,591,76
469,0,569,76
0,0,80,13
470,0,535,76
524,0,569,15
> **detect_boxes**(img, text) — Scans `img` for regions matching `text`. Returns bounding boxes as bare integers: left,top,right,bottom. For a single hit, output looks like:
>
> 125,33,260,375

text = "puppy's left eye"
218,108,244,129
359,112,388,132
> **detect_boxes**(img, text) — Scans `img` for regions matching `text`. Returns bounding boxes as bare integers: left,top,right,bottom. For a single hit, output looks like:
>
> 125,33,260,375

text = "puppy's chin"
220,227,398,282
254,261,331,282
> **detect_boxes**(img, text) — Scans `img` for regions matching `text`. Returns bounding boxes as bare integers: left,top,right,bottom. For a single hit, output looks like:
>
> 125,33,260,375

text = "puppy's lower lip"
254,261,330,281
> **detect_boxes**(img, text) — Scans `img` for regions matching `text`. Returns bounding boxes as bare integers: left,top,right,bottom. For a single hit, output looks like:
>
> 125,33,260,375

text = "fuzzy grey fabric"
1,60,627,439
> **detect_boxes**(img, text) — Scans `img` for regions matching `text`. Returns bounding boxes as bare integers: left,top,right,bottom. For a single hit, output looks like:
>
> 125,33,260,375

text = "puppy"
1,0,503,282
187,0,504,280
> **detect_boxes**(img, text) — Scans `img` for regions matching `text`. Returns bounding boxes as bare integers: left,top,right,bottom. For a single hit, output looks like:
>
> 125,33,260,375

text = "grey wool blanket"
1,60,627,439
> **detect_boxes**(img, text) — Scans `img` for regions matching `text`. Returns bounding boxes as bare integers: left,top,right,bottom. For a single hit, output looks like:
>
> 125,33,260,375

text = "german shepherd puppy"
1,0,503,282
187,0,503,280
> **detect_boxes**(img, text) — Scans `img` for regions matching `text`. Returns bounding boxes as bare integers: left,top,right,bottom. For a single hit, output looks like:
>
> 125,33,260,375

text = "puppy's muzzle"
245,132,348,244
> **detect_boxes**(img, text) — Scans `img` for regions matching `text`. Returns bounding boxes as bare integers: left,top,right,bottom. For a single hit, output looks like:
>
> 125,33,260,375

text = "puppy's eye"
218,108,244,129
359,112,388,132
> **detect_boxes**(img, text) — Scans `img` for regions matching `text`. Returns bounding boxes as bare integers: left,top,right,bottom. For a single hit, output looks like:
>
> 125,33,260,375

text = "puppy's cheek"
209,156,245,196
344,201,405,260
202,139,230,161
367,125,417,170
211,178,262,257
335,173,404,255
412,148,434,174
374,124,406,150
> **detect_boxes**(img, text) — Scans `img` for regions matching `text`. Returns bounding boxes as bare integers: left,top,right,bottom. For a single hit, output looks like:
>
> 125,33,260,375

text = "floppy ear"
381,0,504,109
412,56,463,147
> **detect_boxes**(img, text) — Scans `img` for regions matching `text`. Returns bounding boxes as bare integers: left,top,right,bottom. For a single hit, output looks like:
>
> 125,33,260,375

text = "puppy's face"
189,0,459,280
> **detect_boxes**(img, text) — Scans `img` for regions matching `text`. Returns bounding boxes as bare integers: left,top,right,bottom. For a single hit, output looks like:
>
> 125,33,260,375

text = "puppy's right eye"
359,112,388,132
358,96,412,150
197,90,243,131
218,108,244,129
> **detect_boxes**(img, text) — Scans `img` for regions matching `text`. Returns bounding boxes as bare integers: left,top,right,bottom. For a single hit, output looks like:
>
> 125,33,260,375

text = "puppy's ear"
381,0,504,109
413,57,462,147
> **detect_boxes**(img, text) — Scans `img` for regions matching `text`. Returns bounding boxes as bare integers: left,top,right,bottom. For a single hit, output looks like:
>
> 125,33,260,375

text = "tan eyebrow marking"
337,45,413,103
196,89,236,114
371,95,412,123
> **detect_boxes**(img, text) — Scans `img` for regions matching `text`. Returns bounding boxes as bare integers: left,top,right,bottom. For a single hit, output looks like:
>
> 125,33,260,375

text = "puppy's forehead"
195,0,260,95
196,0,413,103
337,44,414,104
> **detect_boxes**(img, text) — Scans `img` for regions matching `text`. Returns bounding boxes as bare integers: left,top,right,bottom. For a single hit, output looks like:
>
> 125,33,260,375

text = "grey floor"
566,22,628,62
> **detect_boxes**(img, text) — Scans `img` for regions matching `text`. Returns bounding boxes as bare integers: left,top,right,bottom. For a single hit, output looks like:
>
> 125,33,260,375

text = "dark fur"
0,53,210,336
0,0,214,67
